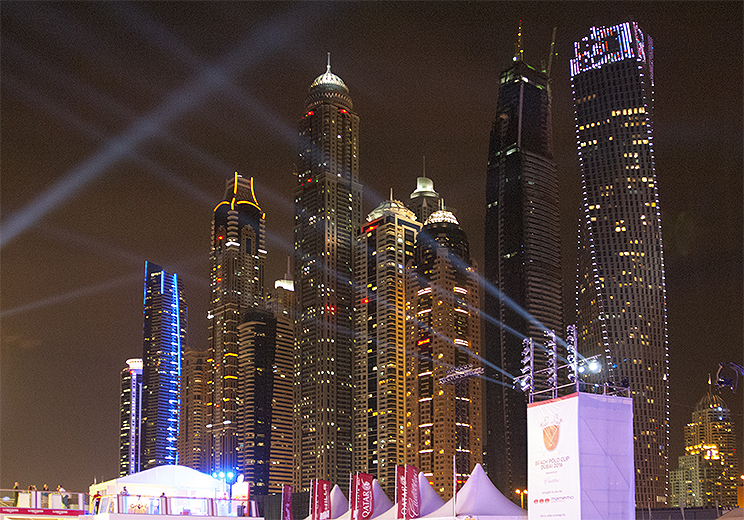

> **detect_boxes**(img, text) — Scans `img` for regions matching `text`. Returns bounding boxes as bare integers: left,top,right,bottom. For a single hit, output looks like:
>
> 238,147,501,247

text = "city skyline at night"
1,2,741,494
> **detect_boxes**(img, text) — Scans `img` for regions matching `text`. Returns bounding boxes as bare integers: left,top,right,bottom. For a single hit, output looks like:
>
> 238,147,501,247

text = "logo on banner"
354,473,374,520
541,414,562,451
396,465,420,520
313,480,331,520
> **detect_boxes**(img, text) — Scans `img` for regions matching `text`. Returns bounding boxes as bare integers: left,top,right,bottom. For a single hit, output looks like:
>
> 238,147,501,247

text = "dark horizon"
1,2,742,493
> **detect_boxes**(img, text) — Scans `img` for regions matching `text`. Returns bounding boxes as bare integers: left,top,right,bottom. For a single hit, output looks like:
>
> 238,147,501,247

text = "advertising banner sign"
353,473,374,520
396,465,420,519
281,484,293,520
528,394,580,519
312,480,331,520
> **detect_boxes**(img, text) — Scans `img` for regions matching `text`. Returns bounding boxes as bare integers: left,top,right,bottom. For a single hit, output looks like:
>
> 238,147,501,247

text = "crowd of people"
11,482,69,508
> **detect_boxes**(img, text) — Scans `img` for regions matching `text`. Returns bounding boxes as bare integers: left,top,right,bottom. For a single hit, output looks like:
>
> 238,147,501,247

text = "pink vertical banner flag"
397,465,420,519
353,473,375,520
396,466,406,519
281,484,293,520
313,480,331,520
405,465,420,519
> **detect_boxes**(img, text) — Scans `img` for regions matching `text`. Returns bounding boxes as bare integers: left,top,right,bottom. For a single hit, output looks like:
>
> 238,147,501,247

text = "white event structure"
528,392,634,519
90,465,224,499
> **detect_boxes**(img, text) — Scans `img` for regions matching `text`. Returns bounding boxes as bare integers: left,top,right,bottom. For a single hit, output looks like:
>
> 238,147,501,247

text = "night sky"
1,2,741,493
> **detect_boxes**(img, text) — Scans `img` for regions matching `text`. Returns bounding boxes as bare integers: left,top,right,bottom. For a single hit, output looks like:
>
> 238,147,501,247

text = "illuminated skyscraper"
120,358,143,476
670,384,739,508
294,56,361,491
237,309,294,494
406,209,483,500
571,22,668,506
483,35,562,495
207,173,266,474
141,261,187,470
354,198,420,497
179,350,209,473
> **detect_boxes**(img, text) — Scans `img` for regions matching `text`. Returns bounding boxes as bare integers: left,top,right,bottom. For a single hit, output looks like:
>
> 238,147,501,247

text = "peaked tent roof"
422,465,526,519
331,485,349,518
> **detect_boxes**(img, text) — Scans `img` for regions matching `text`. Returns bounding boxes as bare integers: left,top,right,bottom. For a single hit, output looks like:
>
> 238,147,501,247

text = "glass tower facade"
571,22,669,506
294,59,362,491
237,310,294,494
483,50,562,496
120,358,142,476
406,210,483,500
207,173,266,474
141,261,187,470
353,199,420,497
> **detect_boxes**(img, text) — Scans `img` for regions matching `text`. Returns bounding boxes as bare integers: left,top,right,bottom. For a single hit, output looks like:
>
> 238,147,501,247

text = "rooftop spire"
514,21,524,62
390,188,394,201
327,52,331,73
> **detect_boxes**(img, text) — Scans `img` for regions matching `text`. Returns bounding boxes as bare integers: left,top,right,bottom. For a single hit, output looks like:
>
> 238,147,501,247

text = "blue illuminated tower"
141,261,187,469
571,21,668,506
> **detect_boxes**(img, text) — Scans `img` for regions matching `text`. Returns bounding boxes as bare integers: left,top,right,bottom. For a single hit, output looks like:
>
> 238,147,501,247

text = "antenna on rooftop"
514,20,524,61
547,27,557,78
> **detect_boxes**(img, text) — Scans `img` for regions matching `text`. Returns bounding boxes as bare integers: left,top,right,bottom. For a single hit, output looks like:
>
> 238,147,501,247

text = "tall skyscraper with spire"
141,261,187,470
571,21,668,506
353,197,420,497
294,56,362,491
207,173,266,474
483,27,562,496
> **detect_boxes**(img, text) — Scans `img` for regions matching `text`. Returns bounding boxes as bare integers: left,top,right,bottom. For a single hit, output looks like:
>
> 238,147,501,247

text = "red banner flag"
353,473,374,520
396,465,420,519
281,484,293,520
313,480,331,520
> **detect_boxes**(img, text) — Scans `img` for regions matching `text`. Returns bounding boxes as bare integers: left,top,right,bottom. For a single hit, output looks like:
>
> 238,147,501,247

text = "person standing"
13,482,19,506
57,486,68,509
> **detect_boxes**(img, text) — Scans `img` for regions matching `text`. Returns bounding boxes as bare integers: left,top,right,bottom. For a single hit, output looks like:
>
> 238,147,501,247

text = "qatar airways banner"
353,473,374,520
528,394,581,519
281,484,293,520
528,392,634,520
396,465,420,519
312,480,332,520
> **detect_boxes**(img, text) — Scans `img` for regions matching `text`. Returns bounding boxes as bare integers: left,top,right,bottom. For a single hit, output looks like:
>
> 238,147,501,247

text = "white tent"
331,485,350,518
89,465,224,499
421,465,526,520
